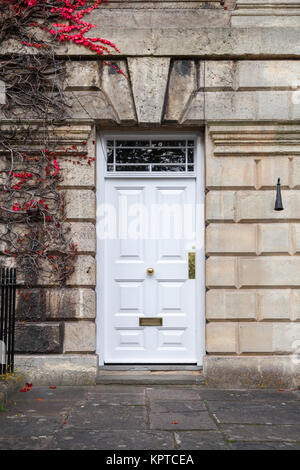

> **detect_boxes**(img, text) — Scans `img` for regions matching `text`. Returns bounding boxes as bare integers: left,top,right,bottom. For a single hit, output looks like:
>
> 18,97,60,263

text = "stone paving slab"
91,384,147,393
50,430,174,450
0,384,300,450
222,424,300,442
208,401,300,425
0,375,24,409
9,386,89,402
146,388,202,401
10,400,72,417
150,400,206,413
174,431,229,450
230,442,300,450
149,411,218,431
0,436,52,450
86,391,146,405
0,415,64,438
199,389,300,402
66,403,148,431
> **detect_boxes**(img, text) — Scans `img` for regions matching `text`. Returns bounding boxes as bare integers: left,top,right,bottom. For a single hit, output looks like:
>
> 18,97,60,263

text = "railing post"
0,269,4,375
0,268,17,375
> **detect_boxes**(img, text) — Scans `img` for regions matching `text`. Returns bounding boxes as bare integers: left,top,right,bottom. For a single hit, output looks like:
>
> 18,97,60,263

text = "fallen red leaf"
171,421,178,424
49,386,56,389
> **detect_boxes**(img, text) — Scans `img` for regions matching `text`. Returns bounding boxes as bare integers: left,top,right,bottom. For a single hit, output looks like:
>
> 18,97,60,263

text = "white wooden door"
103,178,197,363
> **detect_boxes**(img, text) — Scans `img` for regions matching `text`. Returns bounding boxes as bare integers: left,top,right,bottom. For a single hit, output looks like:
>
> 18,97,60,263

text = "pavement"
0,384,300,450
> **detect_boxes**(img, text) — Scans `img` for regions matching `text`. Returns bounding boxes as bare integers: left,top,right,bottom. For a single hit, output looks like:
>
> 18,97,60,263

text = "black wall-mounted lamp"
274,178,284,211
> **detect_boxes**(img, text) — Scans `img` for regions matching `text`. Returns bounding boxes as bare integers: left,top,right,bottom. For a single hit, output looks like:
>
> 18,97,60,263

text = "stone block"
64,322,96,353
7,25,300,59
203,356,298,389
185,90,293,123
15,354,98,385
206,257,236,287
258,290,291,320
65,190,96,221
292,158,300,189
165,60,197,122
181,91,204,124
239,256,300,287
128,57,170,124
65,255,96,287
201,61,234,90
257,91,289,120
273,323,300,353
292,290,300,320
257,157,290,189
237,61,300,89
206,289,257,320
205,91,255,121
206,224,257,254
16,289,47,321
16,288,96,320
15,323,62,354
237,191,300,221
206,157,256,189
69,222,96,253
206,191,236,222
293,224,300,253
66,90,117,122
232,11,300,28
208,91,256,120
101,60,136,124
258,224,291,254
65,61,101,90
239,322,273,353
206,322,238,353
48,288,96,319
59,158,95,189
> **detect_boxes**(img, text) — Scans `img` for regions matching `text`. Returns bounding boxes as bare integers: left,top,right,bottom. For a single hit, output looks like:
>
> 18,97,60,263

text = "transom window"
105,138,195,173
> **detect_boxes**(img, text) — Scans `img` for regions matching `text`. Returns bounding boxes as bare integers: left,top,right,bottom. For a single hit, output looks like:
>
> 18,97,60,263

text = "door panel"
103,178,197,363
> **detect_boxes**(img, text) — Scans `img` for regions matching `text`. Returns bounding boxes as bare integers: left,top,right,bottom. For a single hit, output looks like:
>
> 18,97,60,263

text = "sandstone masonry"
4,0,300,387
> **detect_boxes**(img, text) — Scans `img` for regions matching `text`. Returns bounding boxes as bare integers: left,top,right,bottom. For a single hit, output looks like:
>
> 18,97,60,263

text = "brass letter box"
139,317,163,326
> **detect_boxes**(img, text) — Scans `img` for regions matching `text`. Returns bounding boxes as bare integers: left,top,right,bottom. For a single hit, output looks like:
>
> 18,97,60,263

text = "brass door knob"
147,267,154,275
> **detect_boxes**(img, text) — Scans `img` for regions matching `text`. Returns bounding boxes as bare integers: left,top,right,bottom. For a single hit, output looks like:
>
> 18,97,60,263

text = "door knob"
147,267,154,275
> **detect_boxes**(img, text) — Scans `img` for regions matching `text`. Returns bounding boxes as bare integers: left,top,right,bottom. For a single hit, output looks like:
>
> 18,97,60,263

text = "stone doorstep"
99,365,202,371
0,374,24,410
96,370,205,385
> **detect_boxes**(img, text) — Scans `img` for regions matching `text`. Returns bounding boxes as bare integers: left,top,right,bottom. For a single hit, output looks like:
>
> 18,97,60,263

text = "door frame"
96,131,205,366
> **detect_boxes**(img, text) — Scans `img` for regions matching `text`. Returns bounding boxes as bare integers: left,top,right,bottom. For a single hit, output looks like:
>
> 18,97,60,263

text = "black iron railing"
0,268,16,375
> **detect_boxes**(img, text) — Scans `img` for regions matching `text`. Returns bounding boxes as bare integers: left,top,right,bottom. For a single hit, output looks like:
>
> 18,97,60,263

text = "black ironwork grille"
0,268,16,375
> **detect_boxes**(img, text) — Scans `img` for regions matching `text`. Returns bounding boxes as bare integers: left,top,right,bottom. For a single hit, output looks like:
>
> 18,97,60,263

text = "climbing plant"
0,1,119,290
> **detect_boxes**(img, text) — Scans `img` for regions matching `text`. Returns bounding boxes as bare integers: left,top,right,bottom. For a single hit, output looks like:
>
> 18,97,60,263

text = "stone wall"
6,0,300,386
11,124,98,384
205,122,300,387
